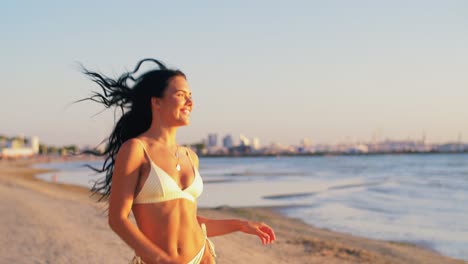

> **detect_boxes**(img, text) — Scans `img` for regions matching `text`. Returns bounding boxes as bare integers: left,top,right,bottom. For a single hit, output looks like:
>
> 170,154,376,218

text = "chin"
176,119,190,127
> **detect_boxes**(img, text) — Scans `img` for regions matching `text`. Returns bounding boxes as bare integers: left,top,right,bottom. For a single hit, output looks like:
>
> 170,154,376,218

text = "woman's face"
157,75,193,127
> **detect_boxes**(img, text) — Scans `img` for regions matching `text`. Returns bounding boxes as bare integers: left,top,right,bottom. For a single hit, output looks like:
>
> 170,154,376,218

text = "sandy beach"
0,160,465,264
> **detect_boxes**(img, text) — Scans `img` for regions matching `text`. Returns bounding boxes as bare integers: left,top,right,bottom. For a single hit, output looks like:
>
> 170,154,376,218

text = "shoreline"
199,151,468,158
1,159,466,263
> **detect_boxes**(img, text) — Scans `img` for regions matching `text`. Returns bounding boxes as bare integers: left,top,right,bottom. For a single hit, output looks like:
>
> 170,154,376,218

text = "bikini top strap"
132,138,150,196
134,138,144,150
185,148,197,174
134,138,151,159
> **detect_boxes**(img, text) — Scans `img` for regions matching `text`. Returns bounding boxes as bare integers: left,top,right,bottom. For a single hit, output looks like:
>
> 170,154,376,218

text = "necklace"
155,141,181,171
174,145,181,171
166,144,181,171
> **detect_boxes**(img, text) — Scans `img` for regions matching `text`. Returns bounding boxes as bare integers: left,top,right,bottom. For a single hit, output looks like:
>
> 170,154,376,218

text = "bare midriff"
132,200,214,263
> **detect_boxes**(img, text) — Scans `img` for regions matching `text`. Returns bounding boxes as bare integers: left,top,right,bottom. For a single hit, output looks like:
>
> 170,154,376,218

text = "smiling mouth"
181,109,191,115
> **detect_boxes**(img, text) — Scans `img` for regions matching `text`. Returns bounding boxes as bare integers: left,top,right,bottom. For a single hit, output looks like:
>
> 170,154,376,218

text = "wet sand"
0,160,465,264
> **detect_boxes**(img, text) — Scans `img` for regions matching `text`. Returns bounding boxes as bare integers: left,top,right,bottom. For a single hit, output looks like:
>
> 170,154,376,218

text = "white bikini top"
133,139,203,204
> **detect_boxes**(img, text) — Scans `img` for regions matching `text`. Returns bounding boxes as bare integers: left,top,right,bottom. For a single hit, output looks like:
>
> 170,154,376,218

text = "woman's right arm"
108,139,178,264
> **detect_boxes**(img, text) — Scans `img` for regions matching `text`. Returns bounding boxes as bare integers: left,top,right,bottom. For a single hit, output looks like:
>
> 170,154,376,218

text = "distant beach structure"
0,135,39,159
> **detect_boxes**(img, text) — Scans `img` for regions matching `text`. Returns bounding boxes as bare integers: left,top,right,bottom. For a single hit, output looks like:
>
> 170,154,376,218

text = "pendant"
176,163,181,171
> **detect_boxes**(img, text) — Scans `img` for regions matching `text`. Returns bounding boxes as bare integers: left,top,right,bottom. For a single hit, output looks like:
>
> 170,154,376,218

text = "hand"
240,220,276,245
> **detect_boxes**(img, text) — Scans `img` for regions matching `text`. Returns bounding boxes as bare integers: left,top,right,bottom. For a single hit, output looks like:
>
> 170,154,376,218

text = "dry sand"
0,160,466,264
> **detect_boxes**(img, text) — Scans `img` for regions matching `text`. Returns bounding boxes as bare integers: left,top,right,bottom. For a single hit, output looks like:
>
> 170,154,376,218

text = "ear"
151,97,162,109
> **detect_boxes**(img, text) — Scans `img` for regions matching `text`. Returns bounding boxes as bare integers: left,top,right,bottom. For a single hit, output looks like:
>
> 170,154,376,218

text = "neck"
146,120,178,146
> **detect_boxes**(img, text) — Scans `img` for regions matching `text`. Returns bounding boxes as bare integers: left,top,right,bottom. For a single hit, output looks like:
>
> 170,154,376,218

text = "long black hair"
79,58,186,201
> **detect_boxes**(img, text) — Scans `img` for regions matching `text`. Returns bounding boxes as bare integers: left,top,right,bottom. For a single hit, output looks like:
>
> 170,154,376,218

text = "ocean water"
35,153,468,261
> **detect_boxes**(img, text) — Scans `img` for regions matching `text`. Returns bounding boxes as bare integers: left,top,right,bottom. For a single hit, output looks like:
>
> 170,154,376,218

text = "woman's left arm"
188,148,276,244
197,216,276,245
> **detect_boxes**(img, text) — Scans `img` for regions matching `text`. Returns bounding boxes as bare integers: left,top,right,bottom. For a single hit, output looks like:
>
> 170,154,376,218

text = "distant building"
264,141,287,155
345,144,369,154
0,138,6,149
239,134,250,146
300,138,311,147
435,143,465,152
0,135,39,159
11,138,24,148
207,133,218,147
30,136,40,154
222,134,234,148
251,137,260,150
298,138,313,153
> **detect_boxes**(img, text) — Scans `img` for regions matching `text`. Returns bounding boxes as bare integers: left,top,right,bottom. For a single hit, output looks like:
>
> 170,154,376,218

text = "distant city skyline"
2,132,466,158
199,131,466,149
2,129,467,149
1,1,467,147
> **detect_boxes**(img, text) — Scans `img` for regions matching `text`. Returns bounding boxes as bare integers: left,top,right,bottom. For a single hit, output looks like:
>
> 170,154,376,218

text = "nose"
186,95,193,106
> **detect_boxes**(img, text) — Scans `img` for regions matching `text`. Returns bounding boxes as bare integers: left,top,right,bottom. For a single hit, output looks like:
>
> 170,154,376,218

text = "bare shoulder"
118,138,143,155
114,138,145,170
122,137,144,149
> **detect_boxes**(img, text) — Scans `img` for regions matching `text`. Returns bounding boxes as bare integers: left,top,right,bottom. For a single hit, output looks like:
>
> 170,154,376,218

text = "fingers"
257,228,271,245
257,222,276,245
260,224,276,242
244,221,277,245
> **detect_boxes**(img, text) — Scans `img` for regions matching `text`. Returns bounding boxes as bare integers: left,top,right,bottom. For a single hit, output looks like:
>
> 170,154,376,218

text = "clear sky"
1,1,467,147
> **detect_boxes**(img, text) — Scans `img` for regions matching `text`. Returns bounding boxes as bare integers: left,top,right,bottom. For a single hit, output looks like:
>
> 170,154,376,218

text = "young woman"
82,59,276,264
